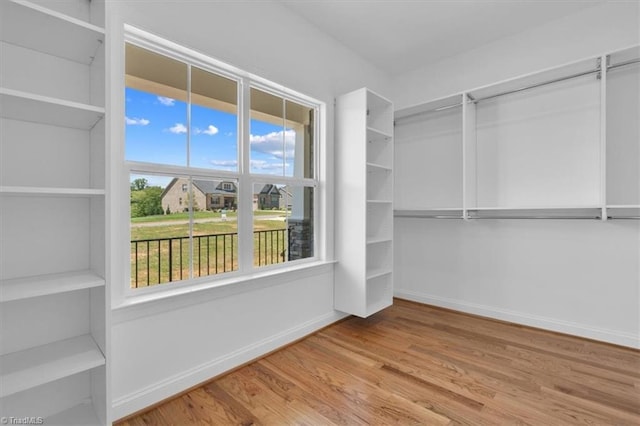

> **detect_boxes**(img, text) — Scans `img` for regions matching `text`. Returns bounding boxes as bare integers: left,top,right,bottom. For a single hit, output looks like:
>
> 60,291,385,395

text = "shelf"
468,56,598,102
467,205,601,211
467,206,603,220
367,126,393,142
367,200,392,204
606,205,640,219
367,162,392,172
366,268,392,280
0,88,105,130
395,94,462,122
0,334,105,398
367,237,392,245
0,270,104,303
0,0,105,65
0,186,105,197
394,209,463,218
365,298,393,317
46,401,101,426
607,204,640,208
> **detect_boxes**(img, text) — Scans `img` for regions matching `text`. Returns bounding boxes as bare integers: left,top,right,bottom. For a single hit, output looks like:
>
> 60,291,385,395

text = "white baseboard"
395,289,640,349
112,310,349,420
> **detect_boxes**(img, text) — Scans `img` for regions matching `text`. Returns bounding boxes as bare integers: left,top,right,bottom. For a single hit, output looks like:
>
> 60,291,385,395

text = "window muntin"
124,36,320,292
249,89,315,179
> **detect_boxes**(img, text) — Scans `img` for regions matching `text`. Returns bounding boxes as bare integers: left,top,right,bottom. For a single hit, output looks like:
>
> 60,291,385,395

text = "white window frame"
119,25,324,301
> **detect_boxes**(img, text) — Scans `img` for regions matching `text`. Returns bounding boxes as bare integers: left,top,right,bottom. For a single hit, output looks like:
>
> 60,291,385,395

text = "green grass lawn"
131,209,288,223
130,211,289,288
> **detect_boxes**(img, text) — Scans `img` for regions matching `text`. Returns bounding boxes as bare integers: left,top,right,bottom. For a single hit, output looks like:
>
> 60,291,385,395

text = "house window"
124,29,320,292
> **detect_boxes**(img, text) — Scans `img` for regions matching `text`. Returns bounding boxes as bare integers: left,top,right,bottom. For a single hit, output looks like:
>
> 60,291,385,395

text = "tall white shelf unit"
0,1,109,424
394,45,640,221
335,88,394,317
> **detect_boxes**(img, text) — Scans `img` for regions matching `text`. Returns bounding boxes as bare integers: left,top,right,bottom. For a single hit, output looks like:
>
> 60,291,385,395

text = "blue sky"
126,87,295,187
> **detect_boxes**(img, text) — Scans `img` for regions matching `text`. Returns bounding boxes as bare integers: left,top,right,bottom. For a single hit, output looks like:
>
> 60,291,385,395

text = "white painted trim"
112,261,335,323
394,289,640,349
111,309,348,420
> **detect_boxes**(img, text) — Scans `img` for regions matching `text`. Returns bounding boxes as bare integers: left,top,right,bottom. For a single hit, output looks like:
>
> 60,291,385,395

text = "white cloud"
125,116,150,126
225,132,234,137
210,160,238,167
194,124,219,136
169,123,187,134
250,129,295,160
250,160,290,173
157,96,175,106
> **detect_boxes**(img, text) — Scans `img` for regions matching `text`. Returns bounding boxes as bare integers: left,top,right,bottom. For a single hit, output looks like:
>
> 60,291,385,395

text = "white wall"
392,1,640,348
393,1,640,109
108,0,390,419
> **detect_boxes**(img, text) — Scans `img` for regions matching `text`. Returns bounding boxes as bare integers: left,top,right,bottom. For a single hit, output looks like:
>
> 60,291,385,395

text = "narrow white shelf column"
0,271,104,303
0,335,105,398
336,88,394,318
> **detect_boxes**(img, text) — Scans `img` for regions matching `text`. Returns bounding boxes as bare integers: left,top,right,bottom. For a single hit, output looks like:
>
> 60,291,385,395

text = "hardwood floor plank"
116,300,640,425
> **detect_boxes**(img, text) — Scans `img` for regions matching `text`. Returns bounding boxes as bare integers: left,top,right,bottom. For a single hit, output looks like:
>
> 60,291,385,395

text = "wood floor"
117,299,640,425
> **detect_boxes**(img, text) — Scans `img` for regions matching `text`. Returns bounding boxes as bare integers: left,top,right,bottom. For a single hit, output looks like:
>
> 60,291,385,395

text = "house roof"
259,184,281,196
192,179,236,196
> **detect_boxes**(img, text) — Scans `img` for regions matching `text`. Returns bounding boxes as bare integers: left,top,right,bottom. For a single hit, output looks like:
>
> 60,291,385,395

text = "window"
124,31,320,291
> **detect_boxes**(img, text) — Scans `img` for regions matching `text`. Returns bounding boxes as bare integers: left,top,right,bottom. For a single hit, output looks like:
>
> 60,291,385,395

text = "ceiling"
280,0,603,76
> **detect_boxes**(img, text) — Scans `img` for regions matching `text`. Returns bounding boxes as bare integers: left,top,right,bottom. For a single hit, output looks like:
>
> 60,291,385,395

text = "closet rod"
471,68,599,104
608,58,640,71
395,102,462,123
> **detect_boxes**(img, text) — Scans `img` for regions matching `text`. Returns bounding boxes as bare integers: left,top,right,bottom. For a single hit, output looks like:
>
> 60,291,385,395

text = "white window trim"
113,25,327,306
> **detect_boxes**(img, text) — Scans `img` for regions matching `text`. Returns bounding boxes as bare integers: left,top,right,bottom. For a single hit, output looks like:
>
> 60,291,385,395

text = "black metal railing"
131,229,287,287
254,229,287,267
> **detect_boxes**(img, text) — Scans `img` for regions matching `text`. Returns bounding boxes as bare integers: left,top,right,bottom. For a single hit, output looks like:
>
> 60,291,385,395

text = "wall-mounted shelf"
0,271,105,303
1,0,109,423
0,186,105,197
394,45,639,221
395,209,463,218
606,205,640,219
0,88,105,130
0,334,105,398
0,0,104,65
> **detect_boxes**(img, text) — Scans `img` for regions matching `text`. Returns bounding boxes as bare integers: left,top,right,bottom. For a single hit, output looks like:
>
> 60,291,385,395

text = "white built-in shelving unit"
0,0,108,424
335,88,394,317
394,45,640,221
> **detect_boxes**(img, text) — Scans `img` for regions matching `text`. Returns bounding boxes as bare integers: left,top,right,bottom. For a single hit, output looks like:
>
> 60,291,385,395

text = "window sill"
112,260,336,324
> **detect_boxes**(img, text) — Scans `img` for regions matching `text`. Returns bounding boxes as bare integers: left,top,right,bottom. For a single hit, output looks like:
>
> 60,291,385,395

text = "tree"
130,186,163,217
130,178,148,191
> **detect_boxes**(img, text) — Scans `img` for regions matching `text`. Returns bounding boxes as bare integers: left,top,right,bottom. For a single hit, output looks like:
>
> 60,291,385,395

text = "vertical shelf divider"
462,93,477,219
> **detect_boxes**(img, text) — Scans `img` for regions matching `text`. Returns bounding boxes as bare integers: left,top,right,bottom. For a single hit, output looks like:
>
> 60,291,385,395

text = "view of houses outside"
126,86,296,288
